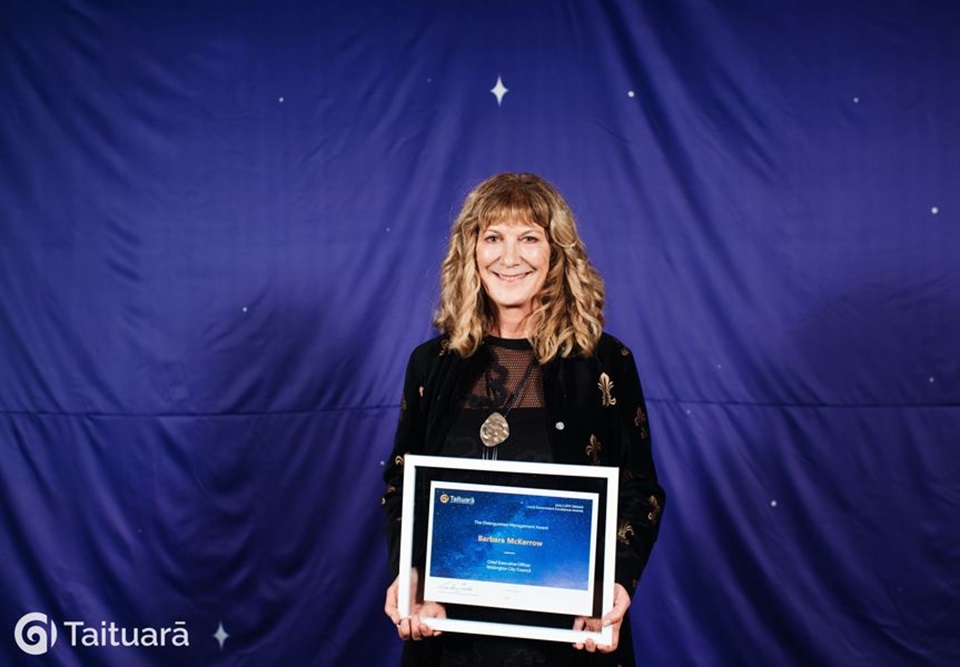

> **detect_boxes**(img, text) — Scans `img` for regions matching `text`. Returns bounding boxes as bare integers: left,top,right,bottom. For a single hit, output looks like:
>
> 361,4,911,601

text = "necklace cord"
480,356,537,457
498,356,537,417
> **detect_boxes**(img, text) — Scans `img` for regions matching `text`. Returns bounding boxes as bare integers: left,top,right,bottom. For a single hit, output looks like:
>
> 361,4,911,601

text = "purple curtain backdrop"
1,1,958,665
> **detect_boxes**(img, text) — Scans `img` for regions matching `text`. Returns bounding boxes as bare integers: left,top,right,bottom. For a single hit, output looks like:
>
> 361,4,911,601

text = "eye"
482,233,501,243
522,234,541,243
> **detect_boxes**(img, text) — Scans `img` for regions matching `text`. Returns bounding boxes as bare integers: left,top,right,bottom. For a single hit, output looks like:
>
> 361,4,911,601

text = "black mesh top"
442,336,551,463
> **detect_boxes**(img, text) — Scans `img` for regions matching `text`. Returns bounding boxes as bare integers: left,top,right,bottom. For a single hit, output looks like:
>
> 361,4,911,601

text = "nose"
501,238,520,266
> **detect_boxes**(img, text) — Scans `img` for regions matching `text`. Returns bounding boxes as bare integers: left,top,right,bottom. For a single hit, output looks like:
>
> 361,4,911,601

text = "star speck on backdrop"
213,622,230,651
490,75,509,106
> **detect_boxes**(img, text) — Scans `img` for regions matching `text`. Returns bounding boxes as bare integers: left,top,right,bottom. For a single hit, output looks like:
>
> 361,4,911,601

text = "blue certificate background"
429,486,594,590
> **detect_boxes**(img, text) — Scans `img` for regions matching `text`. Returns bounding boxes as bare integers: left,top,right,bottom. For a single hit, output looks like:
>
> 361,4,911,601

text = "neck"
491,308,530,339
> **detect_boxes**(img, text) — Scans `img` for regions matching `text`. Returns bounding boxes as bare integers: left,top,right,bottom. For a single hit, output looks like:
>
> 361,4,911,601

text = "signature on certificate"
437,581,477,595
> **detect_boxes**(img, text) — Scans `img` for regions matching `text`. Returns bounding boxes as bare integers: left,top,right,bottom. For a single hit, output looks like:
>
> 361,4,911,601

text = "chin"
492,300,536,312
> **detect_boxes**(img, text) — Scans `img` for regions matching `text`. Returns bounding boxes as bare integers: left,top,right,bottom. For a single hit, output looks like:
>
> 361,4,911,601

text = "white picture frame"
397,455,619,645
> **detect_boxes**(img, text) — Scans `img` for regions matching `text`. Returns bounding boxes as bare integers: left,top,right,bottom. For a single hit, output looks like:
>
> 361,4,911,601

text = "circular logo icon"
439,494,449,504
14,612,58,656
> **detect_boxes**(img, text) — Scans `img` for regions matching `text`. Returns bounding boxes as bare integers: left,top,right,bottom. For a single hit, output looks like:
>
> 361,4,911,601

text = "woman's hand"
384,573,447,641
572,583,631,653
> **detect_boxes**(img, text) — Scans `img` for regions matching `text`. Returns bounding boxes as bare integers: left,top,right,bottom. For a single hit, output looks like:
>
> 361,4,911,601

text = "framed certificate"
397,455,619,645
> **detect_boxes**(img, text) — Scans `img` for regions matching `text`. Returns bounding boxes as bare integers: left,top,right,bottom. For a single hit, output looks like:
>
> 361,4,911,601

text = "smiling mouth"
492,271,531,282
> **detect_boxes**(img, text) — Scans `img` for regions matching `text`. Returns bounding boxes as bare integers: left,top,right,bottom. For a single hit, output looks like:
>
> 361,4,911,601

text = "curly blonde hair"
433,173,605,361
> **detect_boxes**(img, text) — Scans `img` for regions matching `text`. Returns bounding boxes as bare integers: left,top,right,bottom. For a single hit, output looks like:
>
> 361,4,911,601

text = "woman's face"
475,217,550,325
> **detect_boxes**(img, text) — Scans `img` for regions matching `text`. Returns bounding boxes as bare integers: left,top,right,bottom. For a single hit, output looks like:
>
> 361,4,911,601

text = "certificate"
398,455,619,645
424,482,599,616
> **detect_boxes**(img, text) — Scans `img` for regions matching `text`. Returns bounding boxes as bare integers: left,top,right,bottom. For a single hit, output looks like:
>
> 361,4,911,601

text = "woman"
382,173,665,666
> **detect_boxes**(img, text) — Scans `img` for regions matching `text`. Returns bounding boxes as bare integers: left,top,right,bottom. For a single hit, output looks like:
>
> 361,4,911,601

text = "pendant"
479,411,510,448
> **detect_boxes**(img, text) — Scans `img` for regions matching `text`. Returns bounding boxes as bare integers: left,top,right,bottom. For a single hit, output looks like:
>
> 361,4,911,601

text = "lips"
492,271,531,282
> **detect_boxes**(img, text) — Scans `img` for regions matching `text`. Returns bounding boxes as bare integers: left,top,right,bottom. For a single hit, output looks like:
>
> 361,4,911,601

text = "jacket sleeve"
605,338,666,596
381,345,429,578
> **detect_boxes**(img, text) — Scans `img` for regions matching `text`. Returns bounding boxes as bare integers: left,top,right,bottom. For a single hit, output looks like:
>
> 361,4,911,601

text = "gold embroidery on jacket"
598,372,617,407
418,385,424,398
621,347,631,356
617,522,635,544
634,406,648,439
647,494,662,524
395,455,404,467
586,434,601,464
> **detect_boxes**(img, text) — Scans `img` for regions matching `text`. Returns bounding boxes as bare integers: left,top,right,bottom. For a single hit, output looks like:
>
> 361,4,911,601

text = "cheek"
531,246,550,269
475,245,493,267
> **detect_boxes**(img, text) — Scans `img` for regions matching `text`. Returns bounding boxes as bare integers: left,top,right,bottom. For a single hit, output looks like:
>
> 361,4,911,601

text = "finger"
596,624,620,653
385,603,401,626
410,616,424,641
601,608,623,627
421,616,443,637
384,585,401,625
602,595,630,626
584,638,597,653
397,617,411,641
598,629,619,653
419,616,436,638
412,614,436,640
571,616,585,650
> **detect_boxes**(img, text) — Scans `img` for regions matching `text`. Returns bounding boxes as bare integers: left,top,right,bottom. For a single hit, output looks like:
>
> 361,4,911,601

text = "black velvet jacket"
382,332,665,597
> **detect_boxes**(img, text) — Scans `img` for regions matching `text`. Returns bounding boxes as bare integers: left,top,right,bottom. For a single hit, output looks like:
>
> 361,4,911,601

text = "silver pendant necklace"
479,357,537,449
479,412,511,448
